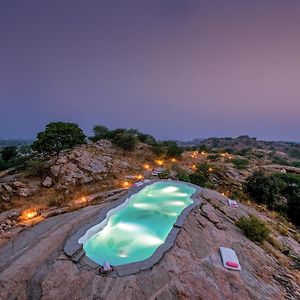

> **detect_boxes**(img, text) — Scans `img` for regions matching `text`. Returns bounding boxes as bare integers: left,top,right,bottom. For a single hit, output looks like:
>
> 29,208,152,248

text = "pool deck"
63,179,202,277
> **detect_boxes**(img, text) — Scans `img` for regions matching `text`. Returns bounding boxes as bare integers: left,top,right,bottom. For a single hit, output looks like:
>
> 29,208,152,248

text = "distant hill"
0,139,33,148
200,135,299,153
176,138,205,147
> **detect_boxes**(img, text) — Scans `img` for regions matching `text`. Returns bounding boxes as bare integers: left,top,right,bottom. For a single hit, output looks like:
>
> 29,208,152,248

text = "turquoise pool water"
79,181,196,266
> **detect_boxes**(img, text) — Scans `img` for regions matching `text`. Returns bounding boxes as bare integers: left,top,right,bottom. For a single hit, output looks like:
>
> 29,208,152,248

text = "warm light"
201,151,206,155
155,159,164,166
20,208,38,220
171,158,176,162
221,153,226,157
192,164,196,170
208,167,213,172
143,164,150,170
122,181,131,189
191,151,198,158
135,174,144,180
228,156,232,159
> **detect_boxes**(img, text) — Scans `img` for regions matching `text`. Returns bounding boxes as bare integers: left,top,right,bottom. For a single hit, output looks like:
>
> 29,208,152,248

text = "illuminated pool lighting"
80,181,196,266
162,186,178,193
166,200,185,206
117,222,141,231
133,203,152,209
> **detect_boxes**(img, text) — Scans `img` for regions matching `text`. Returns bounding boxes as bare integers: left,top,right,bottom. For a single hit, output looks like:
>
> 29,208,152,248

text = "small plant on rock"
236,216,270,244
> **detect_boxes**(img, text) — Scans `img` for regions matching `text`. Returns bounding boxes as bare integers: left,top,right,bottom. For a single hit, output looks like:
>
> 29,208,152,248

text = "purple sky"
1,1,299,141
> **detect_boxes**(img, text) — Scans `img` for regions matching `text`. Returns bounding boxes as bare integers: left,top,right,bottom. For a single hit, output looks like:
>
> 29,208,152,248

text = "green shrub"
254,152,265,159
177,171,190,182
236,216,270,243
207,154,220,161
231,158,249,169
291,161,300,168
289,148,300,159
272,156,290,166
237,148,251,156
189,173,208,187
24,159,49,177
158,169,170,179
244,171,286,209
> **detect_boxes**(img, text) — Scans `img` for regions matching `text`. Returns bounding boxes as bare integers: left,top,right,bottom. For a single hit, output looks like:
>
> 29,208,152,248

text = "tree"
137,133,156,145
244,171,285,209
113,132,137,156
151,140,183,158
1,146,18,161
164,140,183,158
31,122,86,155
89,125,110,142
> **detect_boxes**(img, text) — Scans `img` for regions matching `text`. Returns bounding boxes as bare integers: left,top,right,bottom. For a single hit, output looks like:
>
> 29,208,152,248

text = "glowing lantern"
155,159,164,166
171,158,176,163
208,167,213,172
135,174,143,180
143,164,150,170
20,208,38,220
122,181,131,189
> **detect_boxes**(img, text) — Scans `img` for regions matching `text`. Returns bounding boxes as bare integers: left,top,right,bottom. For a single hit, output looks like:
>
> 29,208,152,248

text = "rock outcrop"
0,140,149,206
0,189,299,300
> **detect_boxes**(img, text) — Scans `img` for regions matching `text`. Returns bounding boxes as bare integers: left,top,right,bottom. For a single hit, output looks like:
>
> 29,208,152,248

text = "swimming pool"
78,181,197,266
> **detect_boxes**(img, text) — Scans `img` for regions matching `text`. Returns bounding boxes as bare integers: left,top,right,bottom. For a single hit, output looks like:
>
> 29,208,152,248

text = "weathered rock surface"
42,176,52,188
0,189,299,300
0,140,147,205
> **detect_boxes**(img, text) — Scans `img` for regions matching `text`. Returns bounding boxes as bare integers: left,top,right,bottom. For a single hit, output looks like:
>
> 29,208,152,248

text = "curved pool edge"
63,179,202,277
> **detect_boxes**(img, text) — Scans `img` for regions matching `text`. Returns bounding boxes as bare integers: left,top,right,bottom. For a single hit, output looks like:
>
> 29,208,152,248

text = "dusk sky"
0,1,299,141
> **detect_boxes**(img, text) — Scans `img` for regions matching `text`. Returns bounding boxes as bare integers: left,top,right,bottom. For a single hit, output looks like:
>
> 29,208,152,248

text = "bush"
158,169,170,179
89,125,110,142
291,161,300,168
151,140,183,158
177,171,190,182
289,148,300,159
272,156,290,166
1,146,18,161
24,159,50,177
189,173,208,187
113,132,137,156
237,148,251,156
231,158,249,169
236,216,270,243
207,154,220,161
244,171,286,209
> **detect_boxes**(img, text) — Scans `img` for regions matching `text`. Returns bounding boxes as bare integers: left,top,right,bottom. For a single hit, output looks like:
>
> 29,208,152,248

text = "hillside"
0,138,299,299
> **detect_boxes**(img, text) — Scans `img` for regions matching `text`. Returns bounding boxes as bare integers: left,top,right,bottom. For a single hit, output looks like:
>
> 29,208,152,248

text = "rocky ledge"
0,189,299,300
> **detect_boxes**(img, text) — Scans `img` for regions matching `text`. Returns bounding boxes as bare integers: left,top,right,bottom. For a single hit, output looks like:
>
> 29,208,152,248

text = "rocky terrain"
0,188,299,300
0,138,299,299
0,140,153,211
